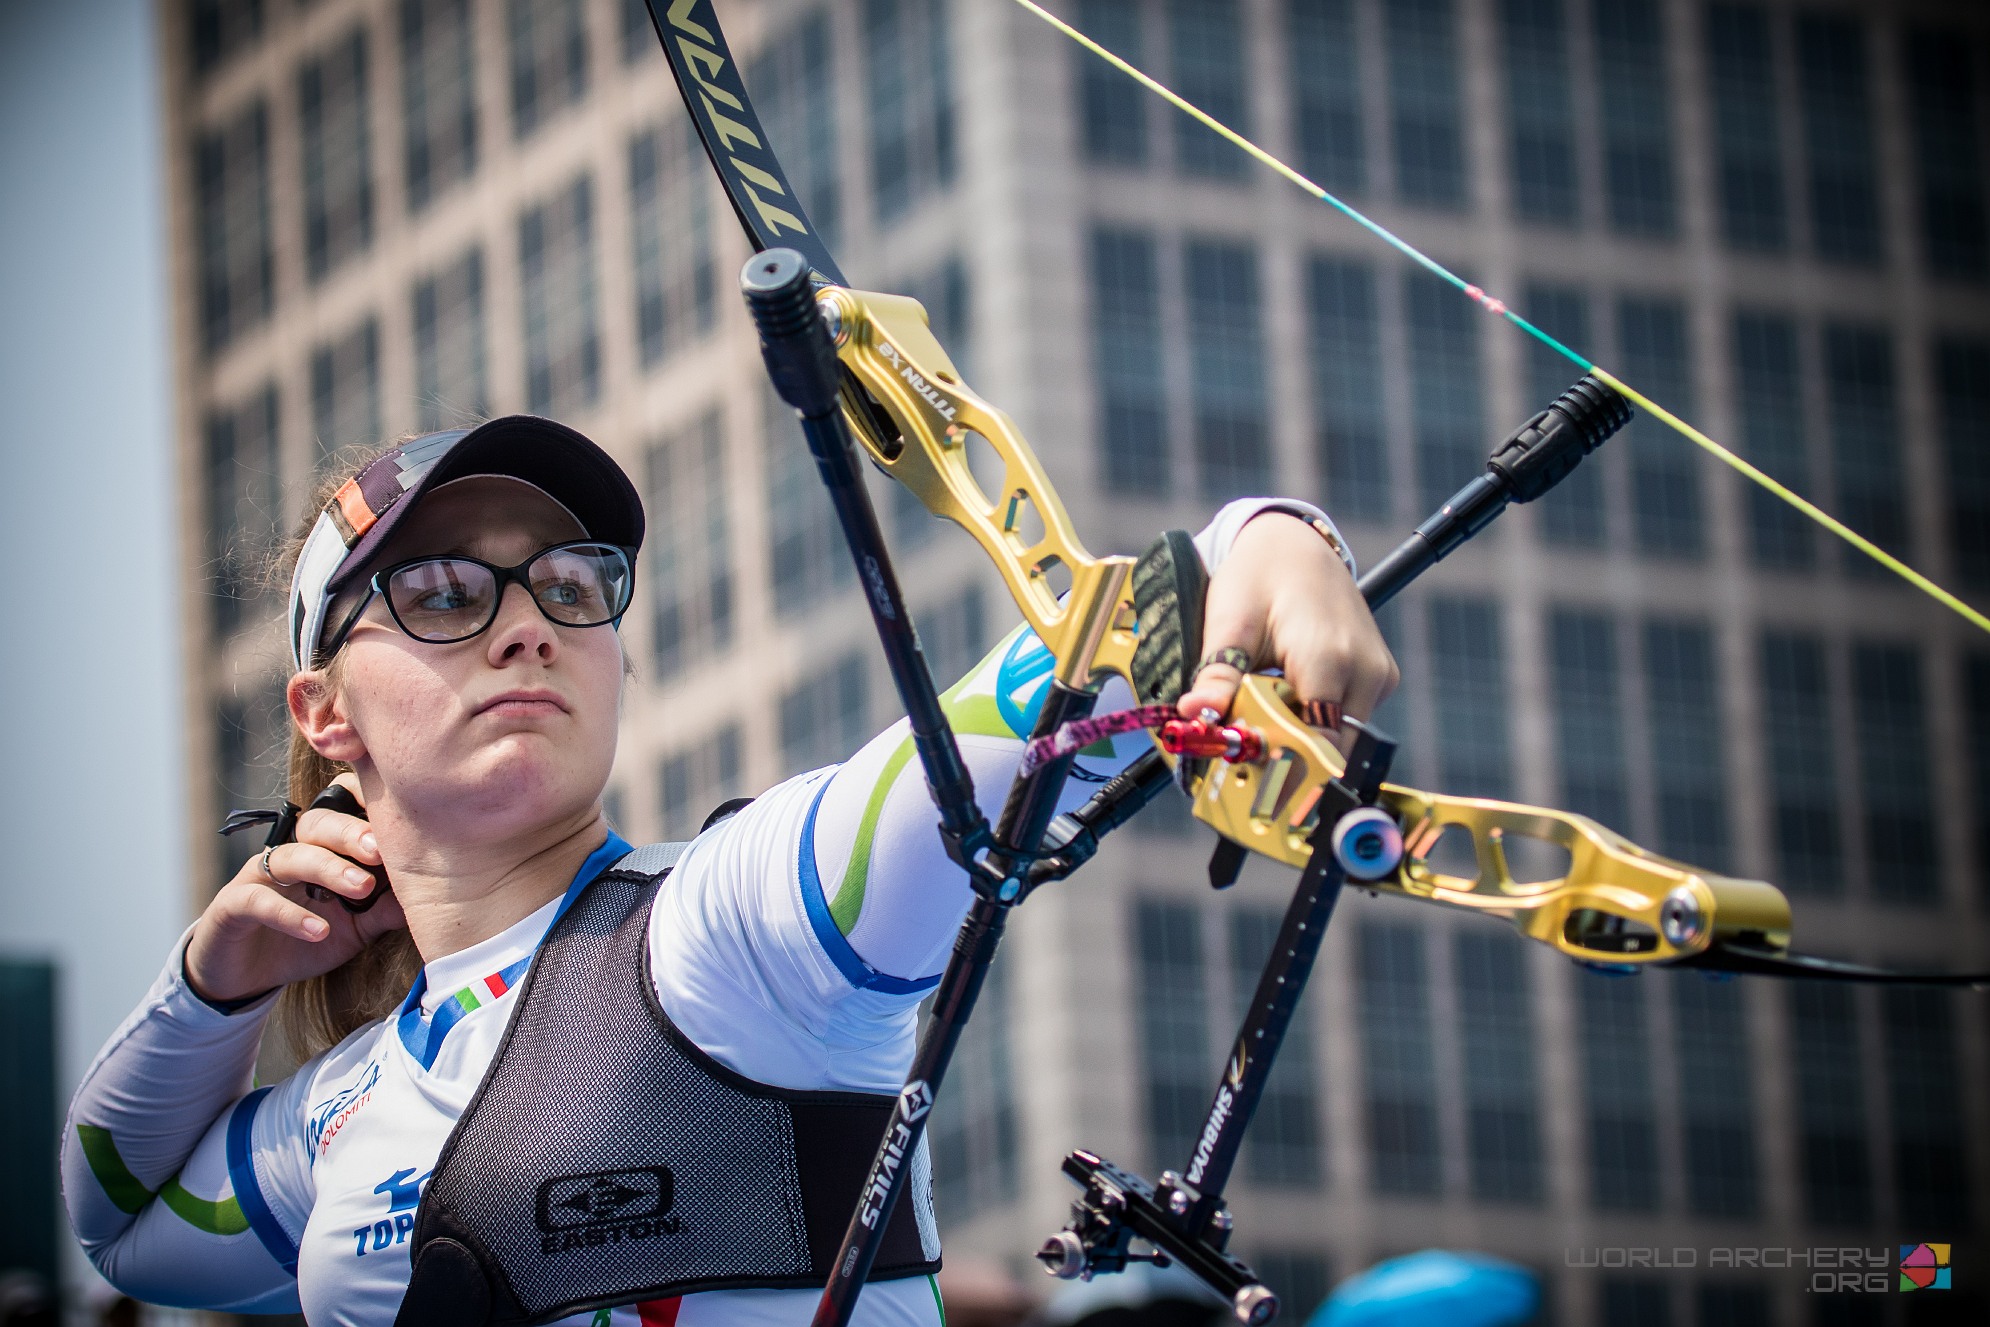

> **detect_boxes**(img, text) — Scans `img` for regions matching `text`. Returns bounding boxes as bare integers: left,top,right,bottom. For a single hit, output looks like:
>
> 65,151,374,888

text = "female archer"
62,413,1394,1325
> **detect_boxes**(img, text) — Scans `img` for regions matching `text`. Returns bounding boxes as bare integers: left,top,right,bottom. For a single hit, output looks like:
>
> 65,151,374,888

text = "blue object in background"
1310,1250,1539,1327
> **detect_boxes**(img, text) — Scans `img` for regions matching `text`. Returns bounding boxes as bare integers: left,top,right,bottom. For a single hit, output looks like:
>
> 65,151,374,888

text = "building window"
1794,15,1881,267
1851,644,1936,905
508,0,587,140
1135,900,1210,1172
519,174,601,416
658,724,743,840
1576,968,1658,1210
1644,620,1728,868
779,652,868,770
1599,1279,1670,1327
919,583,987,687
1289,0,1363,195
1618,297,1701,558
646,413,734,682
1406,269,1483,511
1231,907,1323,1188
1091,228,1169,497
1081,0,1148,167
1308,257,1389,522
749,9,842,252
766,386,855,616
1524,283,1601,546
196,99,273,355
1758,631,1840,896
1548,609,1629,830
1673,973,1757,1217
1940,337,1990,590
1499,0,1577,225
1430,598,1510,799
1972,658,1990,909
1822,325,1905,575
311,316,382,468
1696,1285,1769,1327
205,383,281,639
1168,0,1248,179
192,0,264,79
1592,0,1676,238
1185,239,1271,500
933,953,1019,1222
412,246,488,430
1788,983,1872,1227
1455,930,1542,1205
1357,920,1441,1195
1882,989,1970,1230
1732,311,1812,569
1251,1252,1332,1324
401,0,478,213
1904,29,1990,282
630,120,715,370
215,682,289,881
621,0,655,62
1384,0,1467,210
300,28,375,283
1705,3,1786,253
659,728,742,838
865,0,954,224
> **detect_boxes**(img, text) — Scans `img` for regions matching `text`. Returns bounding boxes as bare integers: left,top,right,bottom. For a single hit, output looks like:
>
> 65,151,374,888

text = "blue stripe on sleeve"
225,1087,298,1275
797,781,942,996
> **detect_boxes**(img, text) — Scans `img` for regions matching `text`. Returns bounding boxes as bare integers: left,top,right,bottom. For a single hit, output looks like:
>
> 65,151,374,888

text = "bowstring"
1013,0,1990,637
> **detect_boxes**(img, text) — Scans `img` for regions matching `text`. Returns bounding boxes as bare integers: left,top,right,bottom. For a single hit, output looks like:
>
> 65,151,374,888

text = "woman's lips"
474,691,568,717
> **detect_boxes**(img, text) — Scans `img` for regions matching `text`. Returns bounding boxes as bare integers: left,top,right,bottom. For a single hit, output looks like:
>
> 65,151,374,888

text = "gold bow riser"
821,284,1794,972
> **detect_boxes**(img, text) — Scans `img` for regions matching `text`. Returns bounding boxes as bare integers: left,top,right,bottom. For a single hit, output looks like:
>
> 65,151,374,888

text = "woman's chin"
398,744,607,832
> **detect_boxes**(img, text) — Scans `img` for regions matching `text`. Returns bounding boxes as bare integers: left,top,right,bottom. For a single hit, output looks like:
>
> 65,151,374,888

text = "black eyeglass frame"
314,541,638,665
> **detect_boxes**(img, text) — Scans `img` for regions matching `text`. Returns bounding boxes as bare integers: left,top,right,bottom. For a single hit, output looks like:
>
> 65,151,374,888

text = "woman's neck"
376,803,612,964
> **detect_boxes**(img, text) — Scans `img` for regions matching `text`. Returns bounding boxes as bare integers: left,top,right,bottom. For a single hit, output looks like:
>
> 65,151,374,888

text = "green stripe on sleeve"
160,1179,250,1236
827,691,1019,936
76,1124,154,1215
76,1123,249,1235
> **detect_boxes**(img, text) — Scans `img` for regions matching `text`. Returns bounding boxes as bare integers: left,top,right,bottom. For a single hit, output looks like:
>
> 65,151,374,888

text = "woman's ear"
289,669,366,763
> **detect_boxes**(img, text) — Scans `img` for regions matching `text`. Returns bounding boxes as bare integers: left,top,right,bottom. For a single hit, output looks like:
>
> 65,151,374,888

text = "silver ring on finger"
261,845,291,887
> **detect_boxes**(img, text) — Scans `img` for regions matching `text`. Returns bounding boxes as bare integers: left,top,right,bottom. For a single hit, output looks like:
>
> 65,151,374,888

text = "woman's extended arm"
650,499,1391,1094
62,938,313,1313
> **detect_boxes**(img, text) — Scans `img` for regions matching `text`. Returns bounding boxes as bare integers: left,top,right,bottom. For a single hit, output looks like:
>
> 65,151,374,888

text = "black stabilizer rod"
742,249,990,860
1359,376,1631,609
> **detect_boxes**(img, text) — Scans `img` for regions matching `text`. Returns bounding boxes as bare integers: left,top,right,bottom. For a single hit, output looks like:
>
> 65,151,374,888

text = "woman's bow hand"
1176,512,1399,752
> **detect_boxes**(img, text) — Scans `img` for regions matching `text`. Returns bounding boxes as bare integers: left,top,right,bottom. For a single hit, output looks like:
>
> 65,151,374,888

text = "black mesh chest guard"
395,843,941,1326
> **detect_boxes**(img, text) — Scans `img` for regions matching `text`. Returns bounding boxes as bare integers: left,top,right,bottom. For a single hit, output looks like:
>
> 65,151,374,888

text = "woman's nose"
486,581,558,662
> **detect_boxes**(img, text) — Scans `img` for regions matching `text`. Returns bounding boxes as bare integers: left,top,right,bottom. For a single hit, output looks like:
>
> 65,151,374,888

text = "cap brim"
327,416,644,595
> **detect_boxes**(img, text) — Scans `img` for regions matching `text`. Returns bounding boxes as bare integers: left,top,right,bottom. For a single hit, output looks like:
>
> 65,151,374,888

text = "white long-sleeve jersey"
62,499,1336,1326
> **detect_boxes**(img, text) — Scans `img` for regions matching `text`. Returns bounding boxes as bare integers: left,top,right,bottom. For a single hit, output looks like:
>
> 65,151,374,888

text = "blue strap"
797,781,942,995
225,1088,298,1275
395,832,634,1069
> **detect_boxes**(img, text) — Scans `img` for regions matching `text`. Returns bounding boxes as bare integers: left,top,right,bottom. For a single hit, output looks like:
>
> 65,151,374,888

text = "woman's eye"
413,586,473,613
542,582,584,607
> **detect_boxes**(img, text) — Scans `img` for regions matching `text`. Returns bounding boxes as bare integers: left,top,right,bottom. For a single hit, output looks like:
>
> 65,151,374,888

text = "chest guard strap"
395,843,941,1326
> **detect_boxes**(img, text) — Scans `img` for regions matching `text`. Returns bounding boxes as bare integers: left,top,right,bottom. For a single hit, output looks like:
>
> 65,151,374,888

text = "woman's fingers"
1176,574,1271,720
235,878,331,942
265,841,380,900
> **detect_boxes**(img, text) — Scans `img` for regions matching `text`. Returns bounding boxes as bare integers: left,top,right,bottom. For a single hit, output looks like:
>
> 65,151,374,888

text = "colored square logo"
1899,1243,1951,1291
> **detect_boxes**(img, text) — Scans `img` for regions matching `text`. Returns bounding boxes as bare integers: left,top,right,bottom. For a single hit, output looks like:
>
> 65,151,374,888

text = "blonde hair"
267,443,421,1062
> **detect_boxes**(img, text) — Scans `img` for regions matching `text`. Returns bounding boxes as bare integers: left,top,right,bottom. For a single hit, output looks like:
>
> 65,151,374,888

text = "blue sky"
0,0,185,1288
